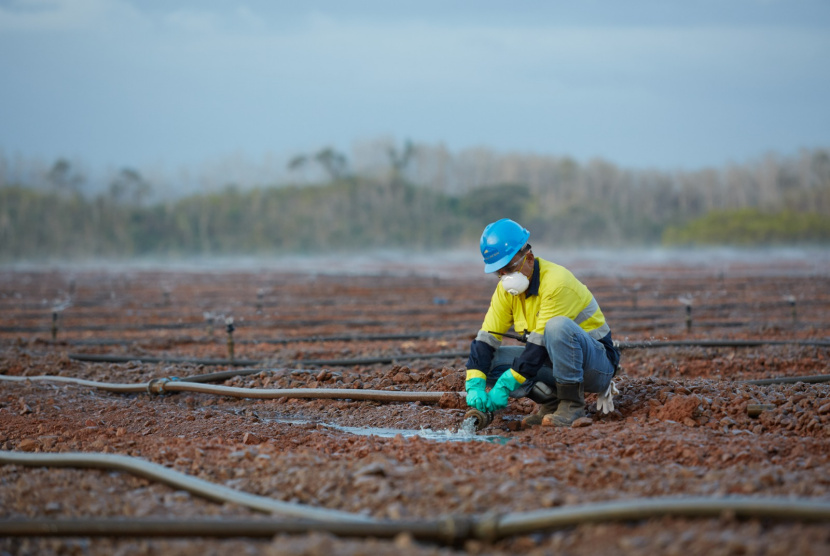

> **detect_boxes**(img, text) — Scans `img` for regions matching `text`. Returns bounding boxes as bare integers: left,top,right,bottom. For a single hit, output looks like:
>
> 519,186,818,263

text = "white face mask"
500,272,529,296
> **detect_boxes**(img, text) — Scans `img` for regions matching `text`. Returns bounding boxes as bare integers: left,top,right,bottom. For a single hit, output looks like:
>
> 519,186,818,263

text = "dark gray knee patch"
528,381,557,404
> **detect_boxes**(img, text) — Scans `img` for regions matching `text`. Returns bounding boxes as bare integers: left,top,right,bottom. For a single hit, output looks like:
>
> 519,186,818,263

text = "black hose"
52,336,830,369
248,329,471,344
179,368,341,383
296,351,468,366
178,368,269,383
0,517,471,544
17,329,474,349
619,339,830,349
68,353,262,366
67,351,470,367
1,497,830,544
743,374,830,385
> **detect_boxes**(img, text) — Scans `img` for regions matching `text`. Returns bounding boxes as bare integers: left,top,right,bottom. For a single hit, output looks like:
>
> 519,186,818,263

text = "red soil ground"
1,251,829,555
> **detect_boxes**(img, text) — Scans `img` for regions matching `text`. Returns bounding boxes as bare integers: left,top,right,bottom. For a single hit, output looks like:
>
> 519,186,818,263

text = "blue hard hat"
480,219,530,273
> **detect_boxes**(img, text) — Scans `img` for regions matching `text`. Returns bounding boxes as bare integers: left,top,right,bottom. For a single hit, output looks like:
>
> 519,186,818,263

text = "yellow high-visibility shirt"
478,257,610,348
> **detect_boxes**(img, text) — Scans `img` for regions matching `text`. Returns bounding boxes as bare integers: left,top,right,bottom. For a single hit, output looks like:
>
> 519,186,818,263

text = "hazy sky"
1,0,829,176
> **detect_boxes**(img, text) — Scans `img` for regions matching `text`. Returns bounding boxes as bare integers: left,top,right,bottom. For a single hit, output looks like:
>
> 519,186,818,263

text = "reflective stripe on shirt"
575,296,599,325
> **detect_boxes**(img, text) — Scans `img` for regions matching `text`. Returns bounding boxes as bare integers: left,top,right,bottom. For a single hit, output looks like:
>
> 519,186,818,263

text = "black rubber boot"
522,382,559,427
548,382,585,427
523,398,560,427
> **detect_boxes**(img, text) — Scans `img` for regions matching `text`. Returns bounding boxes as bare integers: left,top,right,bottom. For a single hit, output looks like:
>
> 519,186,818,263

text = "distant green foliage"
3,147,830,261
663,208,830,246
0,179,469,260
457,183,530,224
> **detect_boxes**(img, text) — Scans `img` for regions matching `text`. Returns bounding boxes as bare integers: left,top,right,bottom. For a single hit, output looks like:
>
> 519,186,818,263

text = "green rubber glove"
488,369,526,410
465,370,493,412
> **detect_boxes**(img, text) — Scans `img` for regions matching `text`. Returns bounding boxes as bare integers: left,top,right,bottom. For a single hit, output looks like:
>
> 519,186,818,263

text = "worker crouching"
465,219,621,427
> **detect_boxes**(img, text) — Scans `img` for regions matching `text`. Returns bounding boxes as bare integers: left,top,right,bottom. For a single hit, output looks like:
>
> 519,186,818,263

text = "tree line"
1,145,829,261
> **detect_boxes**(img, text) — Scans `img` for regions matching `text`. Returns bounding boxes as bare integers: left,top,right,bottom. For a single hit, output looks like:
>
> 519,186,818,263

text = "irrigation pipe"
4,363,829,405
1,451,830,544
0,517,467,543
618,339,830,349
4,364,828,405
60,338,829,368
489,496,830,539
0,450,371,523
68,353,263,367
0,338,777,366
59,329,471,348
247,329,471,345
0,374,448,403
160,382,445,402
175,368,272,383
162,367,338,383
66,351,470,367
56,334,830,350
0,374,151,394
743,374,830,386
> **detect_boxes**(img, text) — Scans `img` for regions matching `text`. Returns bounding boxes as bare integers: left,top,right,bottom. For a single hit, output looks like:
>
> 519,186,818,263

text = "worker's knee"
544,316,580,344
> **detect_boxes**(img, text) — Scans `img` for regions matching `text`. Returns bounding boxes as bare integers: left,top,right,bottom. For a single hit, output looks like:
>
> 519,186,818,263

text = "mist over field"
6,247,829,283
